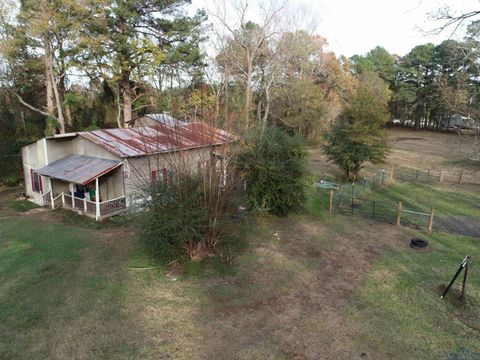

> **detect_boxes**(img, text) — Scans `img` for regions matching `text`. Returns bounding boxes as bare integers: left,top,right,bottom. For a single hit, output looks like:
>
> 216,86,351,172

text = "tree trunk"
244,54,253,129
44,38,55,116
44,37,65,133
120,72,133,127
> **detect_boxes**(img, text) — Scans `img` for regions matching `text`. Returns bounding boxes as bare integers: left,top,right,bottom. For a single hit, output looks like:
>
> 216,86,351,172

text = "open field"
1,128,479,359
310,128,480,181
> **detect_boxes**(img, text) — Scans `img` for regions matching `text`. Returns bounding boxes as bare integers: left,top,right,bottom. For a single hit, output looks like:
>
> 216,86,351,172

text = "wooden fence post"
439,169,443,183
329,190,333,214
458,169,464,184
390,166,394,181
397,201,402,226
428,208,435,233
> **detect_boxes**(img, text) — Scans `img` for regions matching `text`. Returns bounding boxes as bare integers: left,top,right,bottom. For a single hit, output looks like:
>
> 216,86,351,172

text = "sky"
191,0,480,57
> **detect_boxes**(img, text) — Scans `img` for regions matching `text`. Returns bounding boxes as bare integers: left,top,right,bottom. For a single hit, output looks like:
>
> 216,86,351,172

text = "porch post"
61,192,65,205
84,198,87,212
95,177,100,221
49,178,54,209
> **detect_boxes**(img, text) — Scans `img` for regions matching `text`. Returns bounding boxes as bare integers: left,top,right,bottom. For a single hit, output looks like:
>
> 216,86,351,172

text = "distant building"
126,113,187,128
439,114,477,130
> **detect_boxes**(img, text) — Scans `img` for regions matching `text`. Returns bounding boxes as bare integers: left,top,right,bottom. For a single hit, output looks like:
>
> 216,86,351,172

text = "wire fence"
325,169,434,232
393,167,480,185
318,165,480,234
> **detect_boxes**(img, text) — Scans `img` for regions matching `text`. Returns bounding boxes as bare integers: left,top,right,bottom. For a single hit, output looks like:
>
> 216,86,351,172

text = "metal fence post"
396,201,402,226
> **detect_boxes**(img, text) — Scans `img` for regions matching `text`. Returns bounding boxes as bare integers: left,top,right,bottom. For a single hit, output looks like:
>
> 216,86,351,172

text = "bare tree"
210,0,287,130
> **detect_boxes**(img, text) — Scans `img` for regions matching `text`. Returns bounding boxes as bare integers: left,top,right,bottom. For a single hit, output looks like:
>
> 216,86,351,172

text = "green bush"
138,161,237,263
237,126,309,216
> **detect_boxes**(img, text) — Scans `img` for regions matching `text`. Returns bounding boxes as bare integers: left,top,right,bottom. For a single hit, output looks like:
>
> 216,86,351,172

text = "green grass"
0,215,131,358
0,179,479,358
366,182,480,218
8,199,39,212
53,207,132,229
347,230,480,359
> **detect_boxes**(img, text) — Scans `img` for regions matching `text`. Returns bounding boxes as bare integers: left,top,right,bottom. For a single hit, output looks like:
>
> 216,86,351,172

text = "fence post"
372,200,376,219
428,208,435,233
329,190,333,214
363,177,367,192
390,166,394,181
458,169,464,184
381,170,385,185
351,183,355,215
396,201,402,226
416,170,419,181
427,169,430,180
461,261,469,300
439,169,443,183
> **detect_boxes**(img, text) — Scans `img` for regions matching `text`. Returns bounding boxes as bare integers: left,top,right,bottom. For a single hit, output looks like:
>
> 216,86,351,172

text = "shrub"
237,126,309,216
137,154,239,263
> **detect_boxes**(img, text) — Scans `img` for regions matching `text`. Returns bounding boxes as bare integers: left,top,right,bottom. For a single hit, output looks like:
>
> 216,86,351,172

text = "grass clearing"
347,230,480,359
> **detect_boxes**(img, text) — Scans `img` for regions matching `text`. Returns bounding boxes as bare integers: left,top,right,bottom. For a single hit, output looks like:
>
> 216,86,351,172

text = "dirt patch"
435,216,480,237
192,217,407,360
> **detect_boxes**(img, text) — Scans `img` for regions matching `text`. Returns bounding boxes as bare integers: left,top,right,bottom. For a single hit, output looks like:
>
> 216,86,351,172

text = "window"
151,167,168,188
30,170,43,193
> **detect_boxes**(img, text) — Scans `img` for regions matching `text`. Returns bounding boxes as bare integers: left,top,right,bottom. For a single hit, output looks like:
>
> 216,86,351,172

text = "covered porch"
37,155,126,220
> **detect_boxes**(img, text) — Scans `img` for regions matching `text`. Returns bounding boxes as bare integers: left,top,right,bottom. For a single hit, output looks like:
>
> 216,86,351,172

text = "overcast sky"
191,0,480,57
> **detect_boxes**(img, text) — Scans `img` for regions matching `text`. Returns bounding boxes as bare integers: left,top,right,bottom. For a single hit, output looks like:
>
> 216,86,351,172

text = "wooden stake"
439,169,443,183
390,166,394,181
329,190,334,214
461,261,469,300
458,169,464,184
397,201,402,226
428,208,435,233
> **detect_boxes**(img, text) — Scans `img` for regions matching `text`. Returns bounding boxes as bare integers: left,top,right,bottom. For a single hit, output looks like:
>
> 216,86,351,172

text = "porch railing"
100,196,127,215
49,192,126,220
42,191,52,207
53,194,63,209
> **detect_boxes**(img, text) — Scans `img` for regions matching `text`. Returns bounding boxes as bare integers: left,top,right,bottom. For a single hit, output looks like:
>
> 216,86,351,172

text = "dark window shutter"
162,168,168,187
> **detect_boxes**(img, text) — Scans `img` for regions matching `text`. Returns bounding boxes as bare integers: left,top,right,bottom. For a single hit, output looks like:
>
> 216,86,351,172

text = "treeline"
0,1,478,186
350,22,480,129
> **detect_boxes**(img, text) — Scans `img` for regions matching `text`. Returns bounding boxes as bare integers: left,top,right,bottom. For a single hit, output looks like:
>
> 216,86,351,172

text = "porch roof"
36,154,122,185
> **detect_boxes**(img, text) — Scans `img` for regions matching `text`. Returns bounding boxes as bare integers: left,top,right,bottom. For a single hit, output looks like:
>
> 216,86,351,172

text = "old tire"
410,238,428,249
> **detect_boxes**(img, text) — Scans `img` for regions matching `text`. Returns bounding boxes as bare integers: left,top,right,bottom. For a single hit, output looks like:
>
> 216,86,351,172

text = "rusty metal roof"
79,122,233,158
36,154,122,185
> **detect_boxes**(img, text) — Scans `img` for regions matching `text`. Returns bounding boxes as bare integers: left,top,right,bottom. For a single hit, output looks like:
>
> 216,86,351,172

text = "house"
22,122,233,220
439,114,477,130
126,113,187,128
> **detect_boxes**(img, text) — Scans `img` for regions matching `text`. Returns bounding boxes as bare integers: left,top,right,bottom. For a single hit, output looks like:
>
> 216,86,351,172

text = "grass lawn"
347,230,480,359
0,129,479,359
